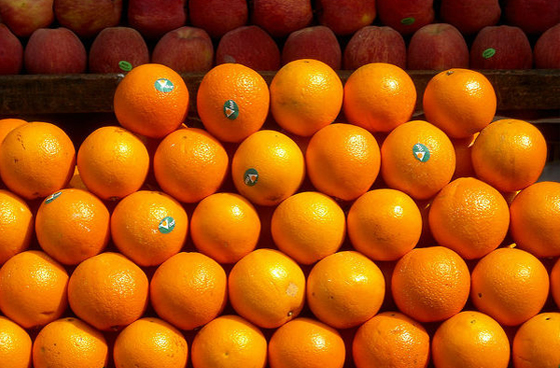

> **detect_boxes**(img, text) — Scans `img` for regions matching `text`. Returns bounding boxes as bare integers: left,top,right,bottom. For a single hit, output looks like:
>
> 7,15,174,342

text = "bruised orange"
352,311,430,368
343,62,417,133
423,68,497,138
35,188,110,265
154,127,229,203
77,126,150,201
197,63,269,142
113,63,189,138
32,317,108,368
0,250,68,329
228,248,306,329
270,59,343,137
0,122,75,200
432,311,510,368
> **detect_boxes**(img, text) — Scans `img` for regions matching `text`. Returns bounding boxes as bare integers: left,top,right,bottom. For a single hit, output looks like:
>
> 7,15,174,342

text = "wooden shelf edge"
1,69,559,116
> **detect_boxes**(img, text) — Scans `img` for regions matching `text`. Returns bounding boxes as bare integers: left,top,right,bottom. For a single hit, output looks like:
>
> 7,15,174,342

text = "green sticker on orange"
155,78,174,93
482,48,496,59
401,17,415,25
45,191,62,204
223,100,239,120
158,216,175,234
118,60,132,72
244,168,259,186
413,143,430,162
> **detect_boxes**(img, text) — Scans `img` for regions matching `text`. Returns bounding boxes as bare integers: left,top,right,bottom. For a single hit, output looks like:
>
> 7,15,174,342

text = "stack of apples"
0,0,559,75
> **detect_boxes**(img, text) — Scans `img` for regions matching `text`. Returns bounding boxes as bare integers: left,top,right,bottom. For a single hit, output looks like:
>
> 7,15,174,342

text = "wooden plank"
0,70,559,116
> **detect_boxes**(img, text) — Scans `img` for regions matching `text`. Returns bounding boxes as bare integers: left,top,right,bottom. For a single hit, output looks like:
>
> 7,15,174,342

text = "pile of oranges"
0,60,559,368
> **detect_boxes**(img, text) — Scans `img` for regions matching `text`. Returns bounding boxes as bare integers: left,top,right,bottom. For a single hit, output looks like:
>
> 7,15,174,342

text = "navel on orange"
113,63,189,138
197,63,269,142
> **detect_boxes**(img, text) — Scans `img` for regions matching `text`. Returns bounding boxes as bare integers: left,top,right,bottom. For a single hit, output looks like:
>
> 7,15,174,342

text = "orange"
197,63,270,142
0,122,75,200
432,310,510,368
191,192,261,264
77,125,149,201
270,59,343,137
428,177,510,260
470,247,549,326
113,63,189,138
471,118,548,192
380,120,456,200
451,133,478,178
228,248,306,329
0,189,33,265
0,250,68,329
343,62,416,133
191,315,267,368
32,317,108,368
153,127,229,203
306,251,385,329
271,191,345,265
35,188,110,265
231,130,305,206
347,188,422,261
552,257,560,309
67,252,149,331
0,316,32,368
423,68,497,138
510,181,560,257
268,317,346,368
513,312,560,368
111,190,188,267
391,246,470,323
150,252,227,331
305,123,380,201
0,118,27,145
113,317,188,368
352,311,430,368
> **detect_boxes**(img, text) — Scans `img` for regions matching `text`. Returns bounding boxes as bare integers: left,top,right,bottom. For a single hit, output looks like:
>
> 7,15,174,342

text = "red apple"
376,0,434,36
53,0,122,38
215,25,280,71
534,23,560,69
470,25,533,69
188,0,248,38
250,0,313,38
407,23,469,70
0,24,23,74
315,0,376,36
127,0,187,39
440,0,501,36
281,26,341,70
88,27,149,73
152,26,214,73
24,27,87,74
343,26,406,70
505,0,560,36
0,0,54,37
